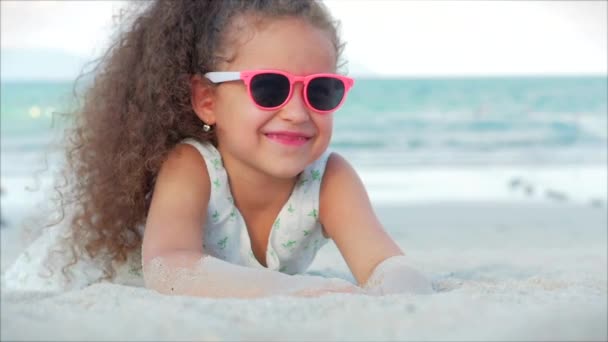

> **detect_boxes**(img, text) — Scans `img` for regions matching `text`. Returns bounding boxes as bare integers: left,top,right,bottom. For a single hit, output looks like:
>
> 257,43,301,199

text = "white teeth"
266,134,308,140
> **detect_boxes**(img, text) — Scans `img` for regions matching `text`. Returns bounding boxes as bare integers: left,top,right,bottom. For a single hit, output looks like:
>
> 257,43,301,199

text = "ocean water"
2,78,607,342
1,76,607,206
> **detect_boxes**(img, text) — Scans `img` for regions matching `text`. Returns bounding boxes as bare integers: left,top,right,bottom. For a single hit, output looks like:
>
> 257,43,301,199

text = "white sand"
2,202,606,341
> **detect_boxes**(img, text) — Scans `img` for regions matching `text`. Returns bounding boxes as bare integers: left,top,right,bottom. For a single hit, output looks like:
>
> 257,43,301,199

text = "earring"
203,124,212,132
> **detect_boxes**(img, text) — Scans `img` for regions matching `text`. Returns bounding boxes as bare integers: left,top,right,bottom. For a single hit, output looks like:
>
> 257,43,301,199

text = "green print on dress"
308,209,318,219
229,208,237,221
282,240,297,249
311,169,321,181
211,210,220,223
273,218,281,230
218,237,228,250
287,204,295,214
302,229,311,236
212,158,222,170
298,177,309,187
213,178,221,189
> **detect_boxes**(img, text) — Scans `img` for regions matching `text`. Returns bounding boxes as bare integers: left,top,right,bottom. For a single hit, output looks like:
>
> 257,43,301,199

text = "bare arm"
143,251,359,298
142,144,359,298
320,153,432,294
319,153,404,286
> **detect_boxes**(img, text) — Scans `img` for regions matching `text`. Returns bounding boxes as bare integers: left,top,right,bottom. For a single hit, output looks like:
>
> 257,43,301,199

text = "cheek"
316,115,334,136
215,98,271,135
215,84,251,115
215,88,252,124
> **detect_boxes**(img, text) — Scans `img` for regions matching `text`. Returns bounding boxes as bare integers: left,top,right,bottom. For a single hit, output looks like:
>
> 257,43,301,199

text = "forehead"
221,16,337,74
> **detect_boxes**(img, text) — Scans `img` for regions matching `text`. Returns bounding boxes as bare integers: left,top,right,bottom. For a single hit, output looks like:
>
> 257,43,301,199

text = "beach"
2,0,607,337
2,75,606,340
2,165,607,341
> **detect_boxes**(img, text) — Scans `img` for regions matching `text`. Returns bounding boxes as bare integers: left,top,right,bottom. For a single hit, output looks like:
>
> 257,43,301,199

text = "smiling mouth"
264,132,311,146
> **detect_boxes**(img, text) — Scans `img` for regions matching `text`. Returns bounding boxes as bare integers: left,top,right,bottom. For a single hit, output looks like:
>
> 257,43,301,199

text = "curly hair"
50,0,345,281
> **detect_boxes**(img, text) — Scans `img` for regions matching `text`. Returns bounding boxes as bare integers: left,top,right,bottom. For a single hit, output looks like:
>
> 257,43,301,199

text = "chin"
269,165,307,180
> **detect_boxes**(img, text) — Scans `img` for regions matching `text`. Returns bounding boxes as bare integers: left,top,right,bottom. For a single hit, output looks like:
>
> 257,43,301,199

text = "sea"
1,76,607,209
2,76,607,342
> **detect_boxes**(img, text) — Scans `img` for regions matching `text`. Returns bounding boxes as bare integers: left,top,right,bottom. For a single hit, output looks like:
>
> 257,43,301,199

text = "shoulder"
151,142,212,206
319,152,368,214
322,152,361,187
158,143,210,185
325,151,350,170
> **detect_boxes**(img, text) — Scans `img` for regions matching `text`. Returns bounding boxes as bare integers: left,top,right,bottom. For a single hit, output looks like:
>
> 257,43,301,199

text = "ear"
191,74,217,125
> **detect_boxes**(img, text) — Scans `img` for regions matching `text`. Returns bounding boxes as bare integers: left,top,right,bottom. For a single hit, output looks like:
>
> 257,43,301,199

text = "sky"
1,0,607,79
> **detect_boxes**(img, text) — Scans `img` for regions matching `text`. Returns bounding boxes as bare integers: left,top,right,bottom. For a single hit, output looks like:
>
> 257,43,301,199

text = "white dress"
2,139,332,291
181,139,331,275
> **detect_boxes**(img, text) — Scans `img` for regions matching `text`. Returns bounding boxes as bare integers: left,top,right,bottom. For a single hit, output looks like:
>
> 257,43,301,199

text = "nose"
278,83,311,123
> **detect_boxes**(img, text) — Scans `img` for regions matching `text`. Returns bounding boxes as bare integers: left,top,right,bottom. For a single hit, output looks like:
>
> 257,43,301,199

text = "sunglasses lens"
250,73,290,108
306,77,345,111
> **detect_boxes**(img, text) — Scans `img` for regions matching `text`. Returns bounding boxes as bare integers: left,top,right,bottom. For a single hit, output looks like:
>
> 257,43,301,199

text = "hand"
362,256,433,295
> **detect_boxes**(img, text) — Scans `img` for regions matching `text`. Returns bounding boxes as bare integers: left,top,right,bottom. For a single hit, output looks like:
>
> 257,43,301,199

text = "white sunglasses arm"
204,72,241,83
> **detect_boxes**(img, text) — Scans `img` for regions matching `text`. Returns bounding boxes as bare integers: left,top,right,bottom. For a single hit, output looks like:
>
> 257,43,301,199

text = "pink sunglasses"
204,69,354,114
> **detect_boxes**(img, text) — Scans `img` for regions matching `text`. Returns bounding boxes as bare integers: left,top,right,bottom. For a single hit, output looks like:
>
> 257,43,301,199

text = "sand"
1,202,606,341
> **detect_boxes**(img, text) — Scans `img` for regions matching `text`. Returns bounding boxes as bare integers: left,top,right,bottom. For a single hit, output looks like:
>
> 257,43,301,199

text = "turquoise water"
1,76,607,171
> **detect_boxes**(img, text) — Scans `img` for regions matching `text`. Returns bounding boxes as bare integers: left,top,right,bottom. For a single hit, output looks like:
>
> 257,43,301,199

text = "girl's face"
206,17,337,180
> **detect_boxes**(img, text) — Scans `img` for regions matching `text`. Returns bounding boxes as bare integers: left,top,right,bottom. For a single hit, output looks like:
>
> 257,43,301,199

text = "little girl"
4,0,431,297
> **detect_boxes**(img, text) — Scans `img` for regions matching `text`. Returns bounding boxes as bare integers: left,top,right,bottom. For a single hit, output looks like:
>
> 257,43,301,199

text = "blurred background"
1,0,607,215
